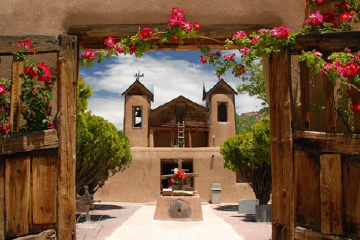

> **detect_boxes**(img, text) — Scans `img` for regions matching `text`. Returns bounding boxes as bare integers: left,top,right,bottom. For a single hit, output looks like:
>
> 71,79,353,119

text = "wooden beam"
151,126,209,132
295,227,350,240
0,129,59,155
299,61,310,131
320,154,343,235
269,48,294,240
293,31,360,55
294,131,360,155
9,59,24,133
0,157,4,240
56,34,77,240
67,23,273,50
0,35,60,55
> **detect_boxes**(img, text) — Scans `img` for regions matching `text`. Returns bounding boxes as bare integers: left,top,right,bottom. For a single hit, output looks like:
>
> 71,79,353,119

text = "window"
133,106,142,127
217,102,227,122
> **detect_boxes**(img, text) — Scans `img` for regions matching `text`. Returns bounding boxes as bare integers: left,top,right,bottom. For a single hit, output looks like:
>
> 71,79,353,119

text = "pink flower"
314,50,322,57
339,12,354,22
179,21,193,32
272,25,290,39
129,44,136,55
171,35,179,43
37,62,51,82
339,62,360,78
139,28,153,40
323,12,335,23
115,45,125,54
200,56,207,64
252,36,260,43
24,66,38,79
315,0,327,6
47,122,55,129
17,38,34,51
322,62,335,71
168,7,185,28
354,101,360,113
82,50,98,60
224,53,236,60
104,37,116,47
194,22,201,31
305,11,323,26
233,30,246,39
241,48,249,57
0,84,6,94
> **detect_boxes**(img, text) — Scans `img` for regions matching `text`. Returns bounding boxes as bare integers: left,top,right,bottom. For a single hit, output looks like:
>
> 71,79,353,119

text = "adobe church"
95,78,255,202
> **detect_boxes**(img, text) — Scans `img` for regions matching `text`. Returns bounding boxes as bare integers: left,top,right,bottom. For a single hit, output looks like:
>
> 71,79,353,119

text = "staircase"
177,121,185,148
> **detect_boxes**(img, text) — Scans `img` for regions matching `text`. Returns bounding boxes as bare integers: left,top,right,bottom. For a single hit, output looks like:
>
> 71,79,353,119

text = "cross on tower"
134,71,144,81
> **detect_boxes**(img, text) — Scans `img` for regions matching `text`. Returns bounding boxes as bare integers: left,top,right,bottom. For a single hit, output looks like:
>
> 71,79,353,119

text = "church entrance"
160,159,193,190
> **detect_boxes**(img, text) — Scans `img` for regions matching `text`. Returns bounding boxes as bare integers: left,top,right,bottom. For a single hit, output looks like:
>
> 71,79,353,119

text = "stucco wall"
208,93,237,147
95,147,255,203
1,1,311,37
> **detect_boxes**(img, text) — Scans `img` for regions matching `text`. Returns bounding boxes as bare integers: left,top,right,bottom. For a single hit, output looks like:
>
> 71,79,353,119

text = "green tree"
221,115,271,205
76,76,132,194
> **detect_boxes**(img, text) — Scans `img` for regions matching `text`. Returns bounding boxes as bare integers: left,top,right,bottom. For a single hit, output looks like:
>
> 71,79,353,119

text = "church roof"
122,80,154,102
202,79,238,100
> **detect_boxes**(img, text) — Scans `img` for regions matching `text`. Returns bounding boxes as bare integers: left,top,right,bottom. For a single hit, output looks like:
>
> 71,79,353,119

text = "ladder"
177,121,185,148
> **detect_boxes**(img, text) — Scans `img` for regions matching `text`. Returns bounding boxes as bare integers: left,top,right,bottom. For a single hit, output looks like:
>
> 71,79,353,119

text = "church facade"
95,79,255,202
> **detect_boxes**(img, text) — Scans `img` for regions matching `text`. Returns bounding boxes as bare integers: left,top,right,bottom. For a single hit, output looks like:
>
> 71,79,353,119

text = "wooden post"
57,34,78,240
0,157,4,240
323,74,336,132
9,59,24,133
351,83,360,133
299,61,310,131
269,48,294,240
188,130,192,148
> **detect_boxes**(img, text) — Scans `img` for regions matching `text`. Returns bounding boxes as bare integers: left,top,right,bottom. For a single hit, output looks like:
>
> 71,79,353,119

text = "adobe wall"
1,1,311,37
95,147,255,203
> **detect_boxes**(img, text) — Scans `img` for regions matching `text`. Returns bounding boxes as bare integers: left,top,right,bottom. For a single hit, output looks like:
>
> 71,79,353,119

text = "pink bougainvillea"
82,49,98,60
104,37,116,47
0,84,6,94
305,11,323,26
233,30,246,39
272,25,290,39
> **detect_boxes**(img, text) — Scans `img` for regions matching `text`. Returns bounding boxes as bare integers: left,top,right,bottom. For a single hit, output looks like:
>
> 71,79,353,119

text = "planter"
238,199,259,214
255,204,272,222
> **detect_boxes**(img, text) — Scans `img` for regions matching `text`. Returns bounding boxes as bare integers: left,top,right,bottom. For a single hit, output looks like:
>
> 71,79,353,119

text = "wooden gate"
270,32,360,240
0,35,77,239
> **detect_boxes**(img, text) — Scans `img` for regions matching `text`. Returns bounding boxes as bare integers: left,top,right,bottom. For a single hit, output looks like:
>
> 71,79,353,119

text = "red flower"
233,30,246,39
232,64,247,77
0,125,10,135
82,49,98,60
115,45,125,54
47,122,55,129
171,35,179,43
17,38,34,51
354,101,360,113
30,86,36,92
336,1,351,10
129,44,136,55
224,53,236,60
37,62,52,82
104,37,116,47
315,0,327,6
305,11,323,26
252,36,260,43
45,87,52,92
24,66,38,79
194,22,201,31
139,28,153,40
272,25,289,39
339,12,354,22
200,56,207,64
323,12,335,23
0,84,7,94
340,62,360,78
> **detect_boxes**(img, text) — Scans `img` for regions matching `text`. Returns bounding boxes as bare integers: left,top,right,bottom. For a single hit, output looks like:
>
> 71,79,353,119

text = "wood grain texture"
294,131,360,155
293,31,360,54
9,59,24,133
324,75,336,132
299,61,310,131
343,156,360,237
0,157,4,240
0,36,59,54
351,83,360,133
269,48,294,240
0,129,59,155
320,154,343,235
56,34,77,240
13,229,56,240
294,149,320,231
295,227,350,240
32,150,57,230
68,23,272,50
5,153,30,238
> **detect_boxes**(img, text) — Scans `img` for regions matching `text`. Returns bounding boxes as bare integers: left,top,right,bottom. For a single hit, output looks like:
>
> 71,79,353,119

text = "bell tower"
203,79,237,147
122,75,153,147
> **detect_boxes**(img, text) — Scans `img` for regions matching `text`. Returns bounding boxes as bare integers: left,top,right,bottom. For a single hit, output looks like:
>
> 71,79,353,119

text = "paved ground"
76,202,271,240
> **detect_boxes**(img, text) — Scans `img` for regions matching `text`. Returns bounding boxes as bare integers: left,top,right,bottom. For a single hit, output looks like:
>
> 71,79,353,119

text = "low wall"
95,147,255,203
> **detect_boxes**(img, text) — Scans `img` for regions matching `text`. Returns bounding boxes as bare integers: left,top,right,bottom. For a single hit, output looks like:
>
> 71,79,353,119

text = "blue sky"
80,50,263,130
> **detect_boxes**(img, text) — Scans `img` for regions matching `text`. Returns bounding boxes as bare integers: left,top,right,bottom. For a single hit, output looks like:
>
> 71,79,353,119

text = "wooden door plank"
0,157,4,240
5,153,30,238
294,149,320,230
269,48,294,240
56,34,78,240
0,35,60,54
32,149,57,231
299,61,310,131
320,154,343,235
295,227,350,240
343,156,360,237
351,83,360,133
324,75,336,132
9,59,23,133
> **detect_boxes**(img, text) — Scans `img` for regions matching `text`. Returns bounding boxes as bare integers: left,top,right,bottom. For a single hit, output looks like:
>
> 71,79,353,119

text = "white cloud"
82,52,263,130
